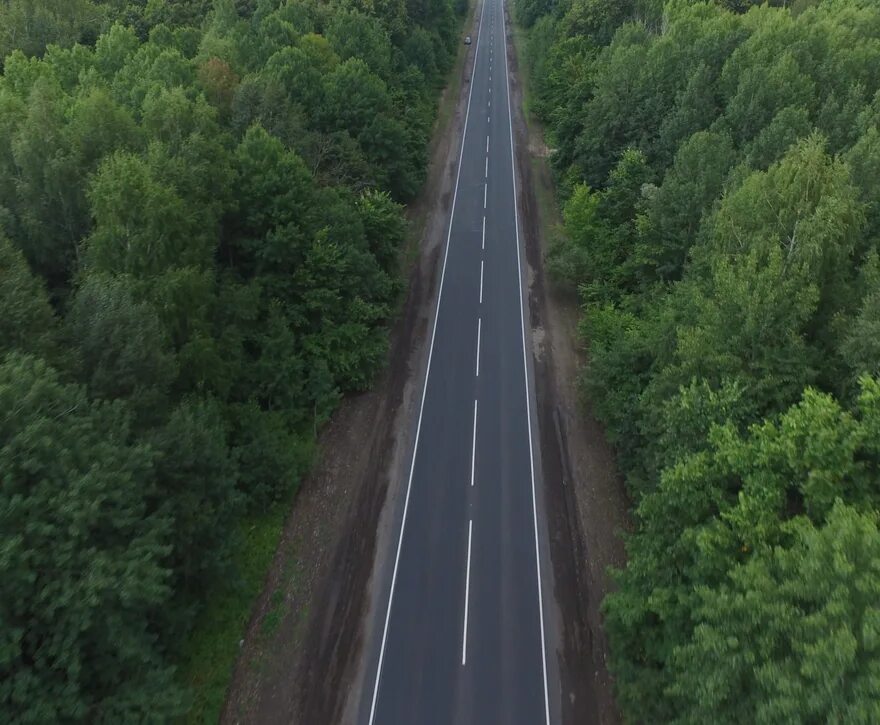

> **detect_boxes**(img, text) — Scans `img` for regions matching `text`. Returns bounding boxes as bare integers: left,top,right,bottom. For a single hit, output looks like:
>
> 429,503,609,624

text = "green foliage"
547,182,601,285
175,505,287,725
0,353,183,723
358,188,408,274
0,0,105,64
0,0,464,717
671,502,880,724
516,0,557,29
605,379,880,721
149,398,241,606
520,0,880,718
0,236,56,358
326,10,393,79
841,265,880,380
87,150,212,275
637,130,737,283
558,0,633,45
65,272,177,425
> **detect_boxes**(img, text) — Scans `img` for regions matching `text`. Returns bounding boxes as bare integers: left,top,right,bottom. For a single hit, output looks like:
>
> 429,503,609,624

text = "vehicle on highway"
465,35,472,44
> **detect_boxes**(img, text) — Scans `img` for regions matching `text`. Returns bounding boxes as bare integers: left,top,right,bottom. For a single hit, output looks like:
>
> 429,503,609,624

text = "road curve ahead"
363,0,552,722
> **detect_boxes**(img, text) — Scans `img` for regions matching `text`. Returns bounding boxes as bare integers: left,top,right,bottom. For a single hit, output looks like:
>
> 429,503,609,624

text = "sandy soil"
220,3,631,723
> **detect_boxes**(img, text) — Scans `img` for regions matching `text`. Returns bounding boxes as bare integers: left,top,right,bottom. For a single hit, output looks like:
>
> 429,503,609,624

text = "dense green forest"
0,0,463,719
519,0,880,720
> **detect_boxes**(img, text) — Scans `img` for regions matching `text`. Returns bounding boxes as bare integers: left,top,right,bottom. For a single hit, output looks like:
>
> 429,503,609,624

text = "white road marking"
462,518,473,666
486,135,490,153
485,156,489,177
367,0,488,717
482,215,486,249
476,316,482,375
489,99,491,108
470,400,477,487
479,259,484,303
501,0,551,721
484,183,487,209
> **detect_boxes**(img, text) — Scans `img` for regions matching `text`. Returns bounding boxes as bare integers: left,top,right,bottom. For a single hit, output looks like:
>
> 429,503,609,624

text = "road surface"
363,0,553,721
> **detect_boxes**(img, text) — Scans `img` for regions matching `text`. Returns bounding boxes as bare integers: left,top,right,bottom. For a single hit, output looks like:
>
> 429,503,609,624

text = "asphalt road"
363,0,551,722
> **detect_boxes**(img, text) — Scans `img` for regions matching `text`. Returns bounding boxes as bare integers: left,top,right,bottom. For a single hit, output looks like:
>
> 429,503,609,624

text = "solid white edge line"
501,0,551,722
367,0,488,719
476,317,482,375
462,518,473,665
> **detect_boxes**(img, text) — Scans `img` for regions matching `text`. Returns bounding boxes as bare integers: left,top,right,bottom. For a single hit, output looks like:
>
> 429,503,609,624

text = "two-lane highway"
363,0,553,721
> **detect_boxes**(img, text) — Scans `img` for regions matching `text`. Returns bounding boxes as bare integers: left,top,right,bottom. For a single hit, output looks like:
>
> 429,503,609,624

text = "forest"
0,0,463,720
518,0,880,720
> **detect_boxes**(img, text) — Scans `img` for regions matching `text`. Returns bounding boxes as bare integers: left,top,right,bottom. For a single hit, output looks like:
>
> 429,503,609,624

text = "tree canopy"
519,0,880,718
0,0,463,718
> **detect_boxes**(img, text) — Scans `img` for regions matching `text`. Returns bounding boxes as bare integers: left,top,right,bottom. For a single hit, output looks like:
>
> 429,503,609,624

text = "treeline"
0,0,462,720
518,0,880,720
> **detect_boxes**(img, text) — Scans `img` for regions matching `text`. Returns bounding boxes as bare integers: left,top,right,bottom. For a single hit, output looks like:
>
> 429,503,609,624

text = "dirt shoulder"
219,8,481,724
505,8,631,724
